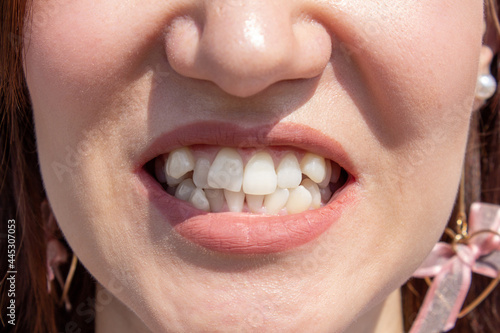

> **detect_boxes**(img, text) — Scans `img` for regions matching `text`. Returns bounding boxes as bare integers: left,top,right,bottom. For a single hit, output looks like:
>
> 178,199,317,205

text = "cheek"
334,0,482,146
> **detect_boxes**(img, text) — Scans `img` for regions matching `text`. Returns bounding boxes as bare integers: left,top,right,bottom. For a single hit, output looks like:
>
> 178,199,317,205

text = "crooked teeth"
264,188,289,215
175,179,196,201
193,157,211,188
301,179,321,209
243,151,277,195
205,189,225,212
167,148,195,179
300,153,326,183
189,188,210,211
224,190,245,212
157,146,346,214
207,148,243,192
276,153,302,189
247,195,265,213
286,186,313,215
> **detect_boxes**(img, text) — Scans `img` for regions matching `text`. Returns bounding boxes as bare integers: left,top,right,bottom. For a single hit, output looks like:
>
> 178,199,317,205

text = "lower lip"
136,170,359,254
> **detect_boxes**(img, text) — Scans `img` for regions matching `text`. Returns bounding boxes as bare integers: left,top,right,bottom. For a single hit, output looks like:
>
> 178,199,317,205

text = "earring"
475,73,497,100
43,199,78,311
409,171,500,333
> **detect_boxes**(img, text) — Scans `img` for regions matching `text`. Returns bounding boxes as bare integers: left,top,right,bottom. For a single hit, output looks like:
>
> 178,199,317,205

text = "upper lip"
135,121,358,179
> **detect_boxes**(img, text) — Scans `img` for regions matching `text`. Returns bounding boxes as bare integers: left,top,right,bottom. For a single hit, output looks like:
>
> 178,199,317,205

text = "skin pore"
23,0,486,332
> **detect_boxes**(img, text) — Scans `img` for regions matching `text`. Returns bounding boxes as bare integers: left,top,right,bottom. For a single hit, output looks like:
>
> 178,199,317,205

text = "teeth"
318,160,332,188
193,157,211,188
205,189,225,212
264,188,289,215
243,151,277,195
159,146,344,214
224,190,245,212
246,195,265,213
166,172,190,187
175,179,196,201
300,153,326,183
166,148,195,179
276,153,302,189
301,179,321,209
208,148,243,192
320,186,332,203
286,186,313,215
330,161,341,184
189,188,210,211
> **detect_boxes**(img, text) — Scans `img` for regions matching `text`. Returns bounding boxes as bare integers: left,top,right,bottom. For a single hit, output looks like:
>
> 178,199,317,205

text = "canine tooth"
320,186,332,202
330,161,341,183
246,195,265,213
189,188,210,211
276,153,302,189
166,148,195,179
208,148,243,192
224,190,245,213
264,188,289,215
286,186,312,214
175,179,196,201
154,156,167,183
318,160,332,188
300,153,326,183
193,158,211,188
205,189,225,212
243,151,277,195
301,179,321,209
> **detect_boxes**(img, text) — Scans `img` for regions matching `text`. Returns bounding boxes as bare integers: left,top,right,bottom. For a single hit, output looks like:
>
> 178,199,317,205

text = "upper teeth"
154,147,344,215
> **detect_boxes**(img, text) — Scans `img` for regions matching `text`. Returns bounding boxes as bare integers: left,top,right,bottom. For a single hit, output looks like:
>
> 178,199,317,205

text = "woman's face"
24,0,484,331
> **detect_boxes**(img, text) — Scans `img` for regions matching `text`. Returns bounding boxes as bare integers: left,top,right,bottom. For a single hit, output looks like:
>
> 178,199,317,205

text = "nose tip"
164,2,332,98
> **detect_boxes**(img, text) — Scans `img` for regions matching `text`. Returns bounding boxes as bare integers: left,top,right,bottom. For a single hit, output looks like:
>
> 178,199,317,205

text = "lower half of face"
25,0,483,331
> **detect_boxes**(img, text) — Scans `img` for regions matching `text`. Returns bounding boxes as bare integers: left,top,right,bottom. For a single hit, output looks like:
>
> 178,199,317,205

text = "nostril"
163,3,332,98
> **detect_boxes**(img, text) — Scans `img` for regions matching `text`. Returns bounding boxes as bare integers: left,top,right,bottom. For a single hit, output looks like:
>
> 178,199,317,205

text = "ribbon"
409,202,500,333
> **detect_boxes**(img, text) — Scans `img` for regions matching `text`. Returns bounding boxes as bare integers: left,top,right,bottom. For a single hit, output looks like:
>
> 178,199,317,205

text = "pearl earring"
475,73,497,100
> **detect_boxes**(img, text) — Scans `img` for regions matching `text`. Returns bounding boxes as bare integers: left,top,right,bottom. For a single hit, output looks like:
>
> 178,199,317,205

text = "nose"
164,1,332,98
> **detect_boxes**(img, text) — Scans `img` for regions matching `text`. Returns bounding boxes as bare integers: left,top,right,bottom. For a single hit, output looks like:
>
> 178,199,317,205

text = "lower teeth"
149,164,347,215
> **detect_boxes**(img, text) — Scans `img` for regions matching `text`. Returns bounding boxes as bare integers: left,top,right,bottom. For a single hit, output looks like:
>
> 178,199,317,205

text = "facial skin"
24,0,485,332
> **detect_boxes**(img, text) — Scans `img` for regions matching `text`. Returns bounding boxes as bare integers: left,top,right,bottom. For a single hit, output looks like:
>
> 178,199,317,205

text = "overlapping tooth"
264,188,289,215
301,179,321,209
161,147,341,214
224,190,245,212
166,148,195,179
175,179,196,201
243,151,277,195
318,160,332,188
330,161,341,183
189,188,210,211
246,195,265,213
300,153,326,183
205,189,225,212
208,148,243,192
286,186,312,215
166,173,189,187
193,157,211,188
276,153,302,189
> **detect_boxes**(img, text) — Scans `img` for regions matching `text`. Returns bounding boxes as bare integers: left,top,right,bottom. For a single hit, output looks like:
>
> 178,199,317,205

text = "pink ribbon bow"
410,202,500,333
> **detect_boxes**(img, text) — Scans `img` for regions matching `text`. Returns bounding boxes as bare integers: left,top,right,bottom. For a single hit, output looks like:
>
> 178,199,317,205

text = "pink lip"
134,121,360,254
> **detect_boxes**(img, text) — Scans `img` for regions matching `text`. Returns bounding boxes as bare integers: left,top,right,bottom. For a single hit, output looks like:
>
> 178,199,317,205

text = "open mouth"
145,146,349,215
136,122,359,254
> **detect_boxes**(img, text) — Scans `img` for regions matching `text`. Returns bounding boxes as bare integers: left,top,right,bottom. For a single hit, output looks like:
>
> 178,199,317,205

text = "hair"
1,1,499,332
